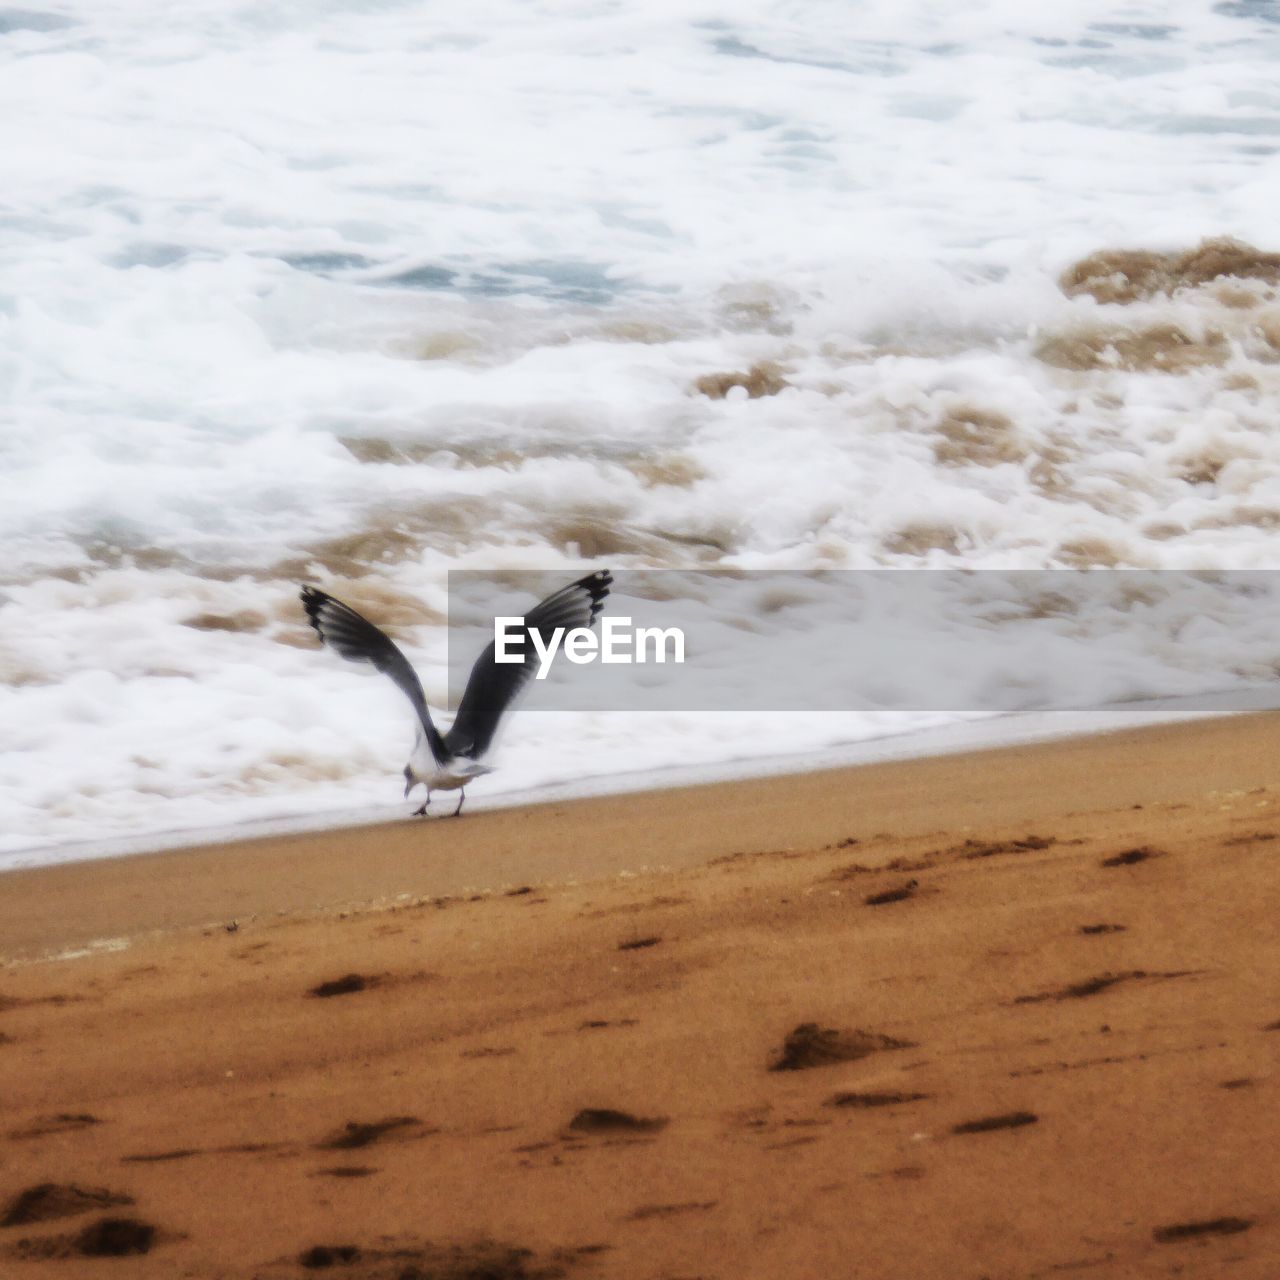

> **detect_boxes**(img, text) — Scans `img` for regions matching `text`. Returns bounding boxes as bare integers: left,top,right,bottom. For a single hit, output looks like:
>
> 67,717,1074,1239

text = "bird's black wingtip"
577,568,613,621
299,583,329,634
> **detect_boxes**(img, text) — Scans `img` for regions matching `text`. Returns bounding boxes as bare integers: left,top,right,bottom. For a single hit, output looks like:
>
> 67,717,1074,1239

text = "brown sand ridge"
1059,236,1280,304
2,712,1280,1277
1034,237,1280,375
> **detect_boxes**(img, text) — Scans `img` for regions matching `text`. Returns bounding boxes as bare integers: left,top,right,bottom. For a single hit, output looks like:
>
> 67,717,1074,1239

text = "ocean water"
5,0,1280,866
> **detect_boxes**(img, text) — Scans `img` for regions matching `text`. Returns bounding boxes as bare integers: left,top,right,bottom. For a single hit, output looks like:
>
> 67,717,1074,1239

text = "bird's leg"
451,789,466,818
413,791,432,817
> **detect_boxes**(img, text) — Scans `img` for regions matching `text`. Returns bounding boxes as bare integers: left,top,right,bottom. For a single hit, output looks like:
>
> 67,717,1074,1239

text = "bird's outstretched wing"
300,585,445,761
444,569,612,761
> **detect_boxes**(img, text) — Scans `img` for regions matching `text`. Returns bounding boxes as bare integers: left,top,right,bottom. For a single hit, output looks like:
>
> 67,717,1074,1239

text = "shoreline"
5,705,1280,961
13,682,1280,878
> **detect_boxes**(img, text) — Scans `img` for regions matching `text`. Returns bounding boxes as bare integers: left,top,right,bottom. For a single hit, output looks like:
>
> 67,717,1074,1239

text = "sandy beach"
2,712,1279,1278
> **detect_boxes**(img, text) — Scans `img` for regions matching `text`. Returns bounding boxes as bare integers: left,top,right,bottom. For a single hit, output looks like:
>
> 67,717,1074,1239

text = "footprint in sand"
864,881,918,906
769,1024,915,1072
316,1116,434,1151
950,1111,1038,1135
564,1109,668,1136
956,835,1057,859
1099,846,1163,867
626,1201,716,1221
7,1113,101,1141
282,1239,603,1277
1152,1216,1253,1243
11,1217,159,1260
1013,969,1193,1004
617,936,661,951
1,1184,133,1228
825,1090,932,1109
308,973,378,998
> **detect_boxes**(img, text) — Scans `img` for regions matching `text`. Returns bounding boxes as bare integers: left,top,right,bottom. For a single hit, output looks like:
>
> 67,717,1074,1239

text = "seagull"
300,570,612,817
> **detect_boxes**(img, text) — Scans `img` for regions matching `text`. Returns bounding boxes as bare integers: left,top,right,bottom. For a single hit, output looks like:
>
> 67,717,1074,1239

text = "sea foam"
5,0,1280,862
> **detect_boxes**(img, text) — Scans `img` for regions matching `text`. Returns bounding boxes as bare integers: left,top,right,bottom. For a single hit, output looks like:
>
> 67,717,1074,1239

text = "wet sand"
2,712,1279,1278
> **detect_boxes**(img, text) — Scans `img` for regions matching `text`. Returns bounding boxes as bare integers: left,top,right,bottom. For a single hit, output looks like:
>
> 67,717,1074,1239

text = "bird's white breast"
409,756,494,792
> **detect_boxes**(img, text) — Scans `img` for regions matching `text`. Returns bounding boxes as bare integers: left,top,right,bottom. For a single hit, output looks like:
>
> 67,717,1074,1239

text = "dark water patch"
0,9,73,32
1041,49,1181,74
465,258,623,305
1156,114,1280,136
710,33,853,74
1089,21,1178,38
382,261,458,290
1216,0,1280,22
712,31,909,77
113,241,195,269
279,251,377,275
